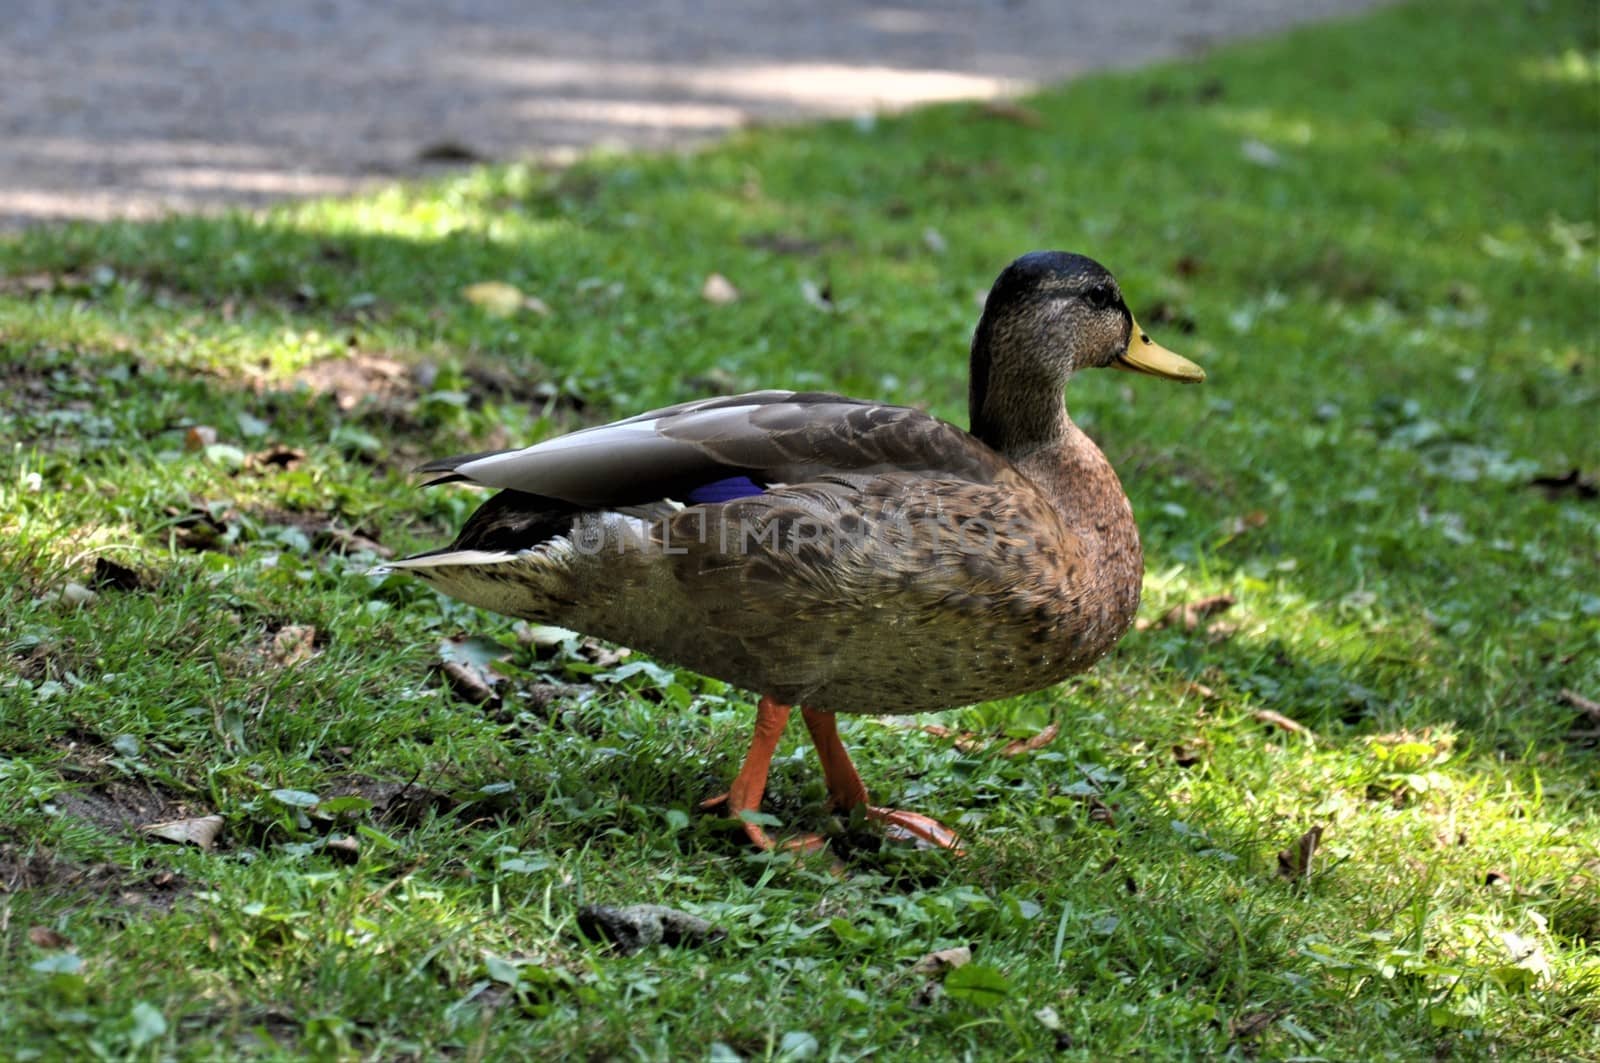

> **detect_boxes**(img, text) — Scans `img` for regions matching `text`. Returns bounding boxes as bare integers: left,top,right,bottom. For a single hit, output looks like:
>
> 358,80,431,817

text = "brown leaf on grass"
1156,594,1237,632
1224,511,1269,536
183,425,219,451
976,99,1045,127
1000,721,1060,757
1253,709,1313,737
911,945,972,976
1557,688,1600,722
700,273,740,304
440,661,500,706
270,625,317,667
1230,1007,1290,1043
313,525,393,559
1086,797,1116,827
918,724,992,754
140,814,224,851
28,926,72,949
577,638,630,670
1277,825,1324,881
1528,469,1598,501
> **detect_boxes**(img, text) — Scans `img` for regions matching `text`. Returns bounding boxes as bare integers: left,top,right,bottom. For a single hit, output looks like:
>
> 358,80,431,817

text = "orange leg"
800,706,965,855
700,696,827,852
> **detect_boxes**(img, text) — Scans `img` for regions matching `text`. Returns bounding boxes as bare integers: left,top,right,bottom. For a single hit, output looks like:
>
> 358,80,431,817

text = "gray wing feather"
425,389,1005,508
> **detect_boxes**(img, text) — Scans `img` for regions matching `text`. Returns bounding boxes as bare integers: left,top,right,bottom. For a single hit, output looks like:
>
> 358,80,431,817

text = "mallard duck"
390,251,1204,853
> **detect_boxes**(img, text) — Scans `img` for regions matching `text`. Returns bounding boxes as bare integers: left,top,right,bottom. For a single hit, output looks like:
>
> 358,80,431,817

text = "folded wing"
416,390,1007,508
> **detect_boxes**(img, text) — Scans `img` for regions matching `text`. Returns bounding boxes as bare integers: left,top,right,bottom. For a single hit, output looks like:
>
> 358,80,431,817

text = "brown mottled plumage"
388,251,1204,853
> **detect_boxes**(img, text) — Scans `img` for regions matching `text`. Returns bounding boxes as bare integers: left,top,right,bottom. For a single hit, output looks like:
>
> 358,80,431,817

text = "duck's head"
969,251,1204,448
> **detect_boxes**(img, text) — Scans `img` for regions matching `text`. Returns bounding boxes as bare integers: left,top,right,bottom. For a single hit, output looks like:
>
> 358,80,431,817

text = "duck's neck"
968,340,1073,458
1028,416,1145,652
970,354,1144,645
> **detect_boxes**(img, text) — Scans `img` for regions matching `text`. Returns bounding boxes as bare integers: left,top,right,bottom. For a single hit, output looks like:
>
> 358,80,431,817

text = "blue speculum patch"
685,476,767,504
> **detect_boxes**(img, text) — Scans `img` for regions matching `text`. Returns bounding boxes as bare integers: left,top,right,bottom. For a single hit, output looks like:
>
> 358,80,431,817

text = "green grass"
2,0,1597,1058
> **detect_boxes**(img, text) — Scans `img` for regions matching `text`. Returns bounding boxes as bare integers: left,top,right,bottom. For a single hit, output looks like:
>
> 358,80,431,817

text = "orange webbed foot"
866,807,966,854
801,706,966,857
699,791,828,854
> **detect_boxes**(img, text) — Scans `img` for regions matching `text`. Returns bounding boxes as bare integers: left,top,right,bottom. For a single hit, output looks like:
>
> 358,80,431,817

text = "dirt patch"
51,779,201,838
324,774,454,828
287,351,414,413
0,844,189,913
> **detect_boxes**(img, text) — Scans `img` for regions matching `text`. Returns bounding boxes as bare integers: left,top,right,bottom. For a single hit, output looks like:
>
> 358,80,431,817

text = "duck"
388,251,1204,854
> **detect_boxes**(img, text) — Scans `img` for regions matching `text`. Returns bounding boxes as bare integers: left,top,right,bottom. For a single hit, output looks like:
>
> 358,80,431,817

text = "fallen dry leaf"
1230,1007,1290,1042
1086,797,1117,827
1557,688,1600,722
28,926,72,949
184,425,219,452
1253,709,1313,737
1277,825,1324,881
1000,721,1060,757
312,526,392,559
270,625,318,667
1156,594,1237,632
140,814,224,851
1224,511,1269,536
440,661,500,705
911,945,973,976
919,724,987,753
700,273,740,304
977,99,1045,127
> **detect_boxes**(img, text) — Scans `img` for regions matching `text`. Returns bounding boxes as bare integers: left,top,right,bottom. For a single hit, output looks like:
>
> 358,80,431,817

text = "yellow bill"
1116,317,1206,382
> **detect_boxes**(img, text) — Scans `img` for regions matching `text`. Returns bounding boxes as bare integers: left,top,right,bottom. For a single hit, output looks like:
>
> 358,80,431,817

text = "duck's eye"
1083,284,1115,310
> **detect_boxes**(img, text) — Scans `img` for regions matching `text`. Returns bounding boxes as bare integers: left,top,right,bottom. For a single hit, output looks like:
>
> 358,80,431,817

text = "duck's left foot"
800,706,966,856
702,695,833,854
866,807,965,853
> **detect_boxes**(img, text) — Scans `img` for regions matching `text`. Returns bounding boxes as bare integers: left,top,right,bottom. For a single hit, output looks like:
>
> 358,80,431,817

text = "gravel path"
2,1,1386,229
